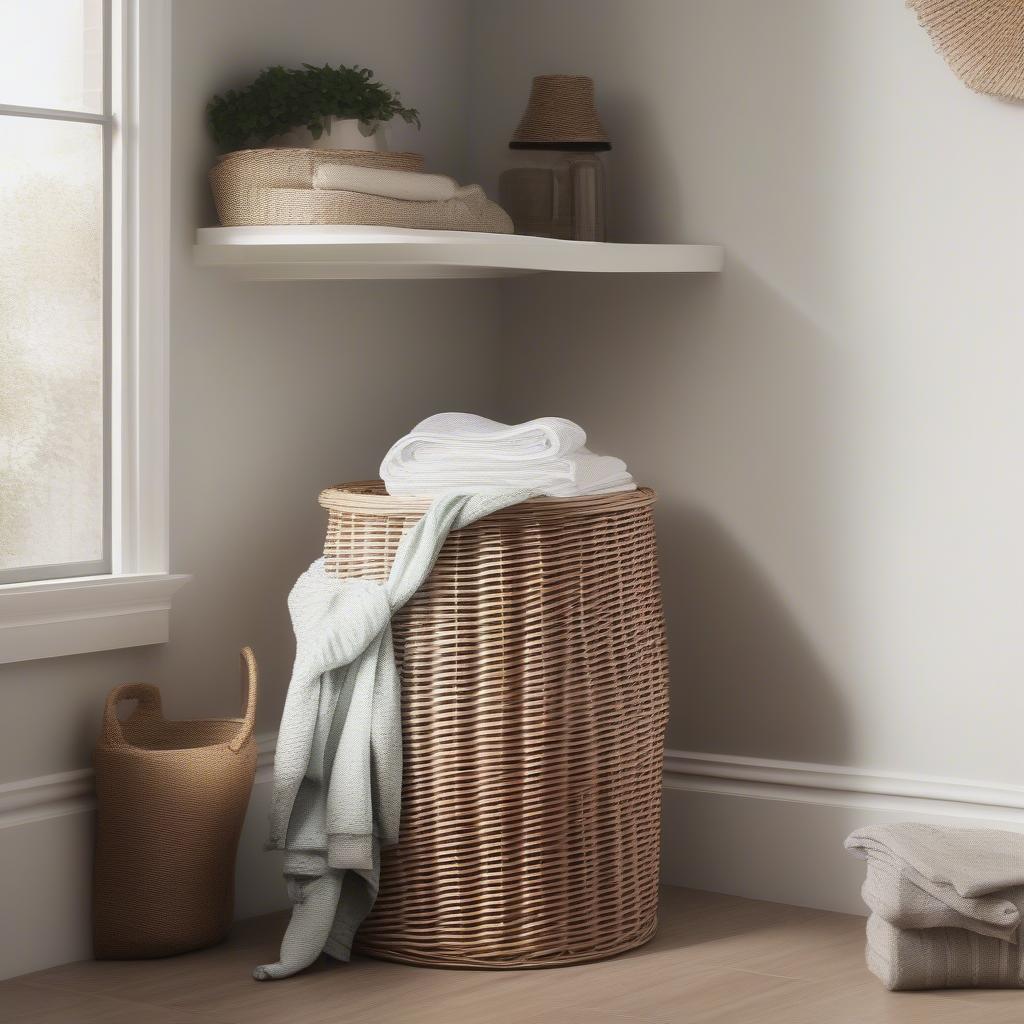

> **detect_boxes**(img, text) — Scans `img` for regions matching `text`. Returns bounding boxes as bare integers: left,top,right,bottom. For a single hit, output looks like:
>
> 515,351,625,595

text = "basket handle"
230,646,258,753
101,683,163,747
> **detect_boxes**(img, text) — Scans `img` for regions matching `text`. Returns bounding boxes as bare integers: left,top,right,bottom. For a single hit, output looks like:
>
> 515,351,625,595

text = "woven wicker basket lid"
908,0,1024,101
509,74,611,151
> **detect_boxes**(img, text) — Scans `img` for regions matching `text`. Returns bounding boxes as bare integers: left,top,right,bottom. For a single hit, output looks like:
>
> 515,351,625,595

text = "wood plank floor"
5,887,1024,1023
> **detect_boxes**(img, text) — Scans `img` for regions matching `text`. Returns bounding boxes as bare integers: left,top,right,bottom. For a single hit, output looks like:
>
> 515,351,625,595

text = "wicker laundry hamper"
320,482,670,968
92,649,259,959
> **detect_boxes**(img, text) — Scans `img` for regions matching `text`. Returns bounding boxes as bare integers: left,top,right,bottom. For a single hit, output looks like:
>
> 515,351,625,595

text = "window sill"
0,573,191,665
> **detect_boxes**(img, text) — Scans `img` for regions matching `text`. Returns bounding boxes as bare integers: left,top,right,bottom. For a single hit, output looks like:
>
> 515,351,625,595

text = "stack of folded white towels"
380,413,635,497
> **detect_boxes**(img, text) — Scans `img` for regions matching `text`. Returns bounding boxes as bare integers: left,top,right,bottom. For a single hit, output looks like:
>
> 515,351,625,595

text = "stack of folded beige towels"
846,823,1024,990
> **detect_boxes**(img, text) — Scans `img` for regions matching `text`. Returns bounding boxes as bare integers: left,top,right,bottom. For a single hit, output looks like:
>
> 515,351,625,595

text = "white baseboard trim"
661,749,1024,917
663,749,1024,820
15,737,1020,831
7,735,1024,977
0,733,277,832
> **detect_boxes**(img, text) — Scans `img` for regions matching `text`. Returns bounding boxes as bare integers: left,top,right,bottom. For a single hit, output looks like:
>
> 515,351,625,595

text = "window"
0,0,186,663
0,0,109,584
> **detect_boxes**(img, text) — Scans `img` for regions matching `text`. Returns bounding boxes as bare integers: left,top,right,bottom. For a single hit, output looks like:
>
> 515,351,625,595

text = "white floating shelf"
194,225,724,280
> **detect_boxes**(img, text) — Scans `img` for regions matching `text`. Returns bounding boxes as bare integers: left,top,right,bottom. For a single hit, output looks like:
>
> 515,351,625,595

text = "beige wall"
0,0,499,784
472,0,1024,782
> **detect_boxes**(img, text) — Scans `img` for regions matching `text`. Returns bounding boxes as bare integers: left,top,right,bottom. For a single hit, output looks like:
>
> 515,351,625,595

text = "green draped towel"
255,490,531,981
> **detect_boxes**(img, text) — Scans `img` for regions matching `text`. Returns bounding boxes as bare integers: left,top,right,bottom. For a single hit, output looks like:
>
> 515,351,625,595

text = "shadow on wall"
661,503,845,766
496,254,852,769
466,0,897,775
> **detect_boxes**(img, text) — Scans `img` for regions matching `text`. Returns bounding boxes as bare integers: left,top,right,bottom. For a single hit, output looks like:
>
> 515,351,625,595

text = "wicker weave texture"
92,650,258,959
510,75,611,149
263,186,513,233
209,147,423,226
320,483,670,968
908,0,1024,101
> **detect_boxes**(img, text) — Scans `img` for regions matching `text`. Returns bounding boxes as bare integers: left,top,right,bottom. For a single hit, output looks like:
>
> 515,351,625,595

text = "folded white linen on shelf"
380,413,636,498
312,164,460,202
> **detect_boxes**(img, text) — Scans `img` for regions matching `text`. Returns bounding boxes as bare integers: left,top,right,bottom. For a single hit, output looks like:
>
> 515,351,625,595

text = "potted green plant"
206,63,420,152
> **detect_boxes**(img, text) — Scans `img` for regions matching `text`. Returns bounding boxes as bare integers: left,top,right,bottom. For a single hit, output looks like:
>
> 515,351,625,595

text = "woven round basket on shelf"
209,147,424,226
319,482,670,969
260,185,513,233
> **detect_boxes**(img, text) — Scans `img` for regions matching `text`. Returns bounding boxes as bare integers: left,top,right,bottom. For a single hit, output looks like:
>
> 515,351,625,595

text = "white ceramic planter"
275,117,389,152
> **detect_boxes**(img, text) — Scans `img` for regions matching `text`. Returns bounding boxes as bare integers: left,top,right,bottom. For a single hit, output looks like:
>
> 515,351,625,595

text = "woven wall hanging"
908,0,1024,101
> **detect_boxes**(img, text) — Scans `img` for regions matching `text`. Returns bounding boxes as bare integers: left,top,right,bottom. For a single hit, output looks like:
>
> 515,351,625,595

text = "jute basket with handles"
92,649,258,959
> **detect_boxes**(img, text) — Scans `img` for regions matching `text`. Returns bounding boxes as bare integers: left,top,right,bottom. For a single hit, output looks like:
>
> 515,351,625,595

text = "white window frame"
0,0,188,665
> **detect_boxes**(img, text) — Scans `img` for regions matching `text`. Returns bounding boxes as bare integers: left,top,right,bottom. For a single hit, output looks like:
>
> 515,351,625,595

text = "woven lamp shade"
320,482,668,968
510,74,611,150
908,0,1024,101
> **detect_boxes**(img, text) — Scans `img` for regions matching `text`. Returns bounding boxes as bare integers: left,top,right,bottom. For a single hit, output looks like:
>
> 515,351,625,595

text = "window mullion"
102,0,114,578
0,102,109,126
